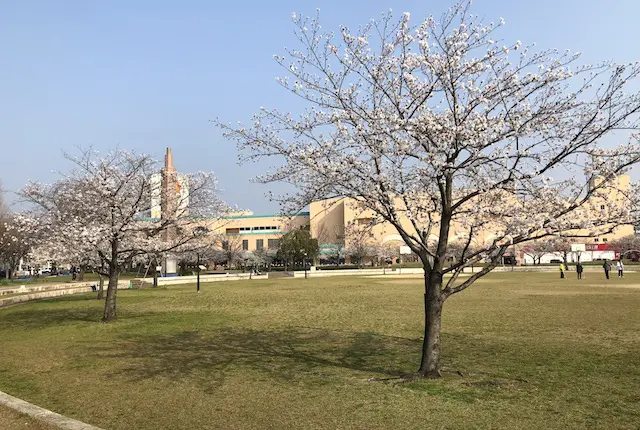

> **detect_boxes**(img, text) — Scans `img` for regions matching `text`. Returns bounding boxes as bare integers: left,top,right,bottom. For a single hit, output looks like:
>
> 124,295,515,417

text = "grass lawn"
0,272,639,429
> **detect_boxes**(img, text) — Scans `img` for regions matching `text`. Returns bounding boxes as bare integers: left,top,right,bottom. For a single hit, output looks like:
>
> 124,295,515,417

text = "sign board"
400,246,412,255
571,244,586,252
585,244,613,251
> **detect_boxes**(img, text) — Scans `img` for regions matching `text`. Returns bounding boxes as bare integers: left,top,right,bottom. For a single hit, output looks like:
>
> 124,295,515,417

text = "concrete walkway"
0,391,102,430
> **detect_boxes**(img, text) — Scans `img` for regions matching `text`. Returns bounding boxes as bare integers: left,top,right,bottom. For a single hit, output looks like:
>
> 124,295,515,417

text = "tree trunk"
97,261,105,300
97,274,105,300
78,266,85,281
102,239,120,322
102,266,119,322
418,270,444,378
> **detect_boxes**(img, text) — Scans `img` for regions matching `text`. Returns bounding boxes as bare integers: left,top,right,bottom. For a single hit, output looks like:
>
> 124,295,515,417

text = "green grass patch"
0,273,639,429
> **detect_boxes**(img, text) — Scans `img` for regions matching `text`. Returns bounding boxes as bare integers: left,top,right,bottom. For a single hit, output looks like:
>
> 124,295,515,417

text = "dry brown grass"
0,272,639,429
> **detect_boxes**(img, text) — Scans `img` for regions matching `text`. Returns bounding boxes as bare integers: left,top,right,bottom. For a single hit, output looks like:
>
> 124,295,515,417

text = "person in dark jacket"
576,262,583,280
603,260,611,280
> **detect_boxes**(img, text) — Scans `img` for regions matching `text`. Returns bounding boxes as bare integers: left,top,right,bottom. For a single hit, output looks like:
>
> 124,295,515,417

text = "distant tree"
277,228,319,269
549,237,574,267
219,234,245,269
21,148,227,322
521,239,554,265
220,1,640,377
315,222,346,265
345,221,377,267
0,213,40,279
610,235,640,259
251,247,277,270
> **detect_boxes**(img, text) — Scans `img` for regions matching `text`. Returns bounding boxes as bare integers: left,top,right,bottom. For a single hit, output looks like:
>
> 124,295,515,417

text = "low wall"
293,268,424,278
135,273,269,287
0,281,130,308
0,281,99,297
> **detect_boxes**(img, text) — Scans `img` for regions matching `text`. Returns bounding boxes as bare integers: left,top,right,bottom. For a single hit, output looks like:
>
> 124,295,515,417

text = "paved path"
0,391,102,430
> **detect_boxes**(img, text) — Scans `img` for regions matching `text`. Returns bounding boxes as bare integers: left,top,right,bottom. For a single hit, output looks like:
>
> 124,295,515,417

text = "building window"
602,238,608,243
268,239,280,250
600,205,605,210
594,238,599,243
256,239,264,250
242,240,248,250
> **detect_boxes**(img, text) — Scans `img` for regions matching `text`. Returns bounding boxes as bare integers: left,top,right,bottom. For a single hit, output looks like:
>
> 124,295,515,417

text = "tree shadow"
91,327,421,391
0,297,152,329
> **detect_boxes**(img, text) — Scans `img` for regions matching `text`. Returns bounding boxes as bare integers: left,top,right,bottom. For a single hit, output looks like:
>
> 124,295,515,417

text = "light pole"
303,251,308,279
196,253,201,293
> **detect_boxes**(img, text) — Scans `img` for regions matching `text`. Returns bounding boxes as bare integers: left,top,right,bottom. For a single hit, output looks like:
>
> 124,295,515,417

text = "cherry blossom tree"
375,241,400,266
21,148,227,322
218,234,245,269
548,236,575,267
521,239,554,265
610,235,640,259
0,213,40,279
345,221,376,267
315,222,346,265
219,1,640,377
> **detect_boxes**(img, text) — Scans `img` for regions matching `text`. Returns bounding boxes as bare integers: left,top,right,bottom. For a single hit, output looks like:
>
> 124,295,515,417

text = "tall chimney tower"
161,147,178,242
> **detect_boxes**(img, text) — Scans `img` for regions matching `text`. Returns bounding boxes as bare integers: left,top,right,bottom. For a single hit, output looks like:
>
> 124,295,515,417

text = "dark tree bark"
102,266,119,322
97,260,105,300
97,274,105,300
419,270,444,378
102,240,119,322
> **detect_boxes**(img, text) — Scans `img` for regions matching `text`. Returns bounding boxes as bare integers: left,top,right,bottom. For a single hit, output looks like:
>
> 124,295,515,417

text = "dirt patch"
368,274,470,280
518,284,640,296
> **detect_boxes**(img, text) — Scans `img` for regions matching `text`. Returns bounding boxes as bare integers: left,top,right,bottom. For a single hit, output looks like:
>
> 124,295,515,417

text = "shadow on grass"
93,328,421,390
0,296,153,329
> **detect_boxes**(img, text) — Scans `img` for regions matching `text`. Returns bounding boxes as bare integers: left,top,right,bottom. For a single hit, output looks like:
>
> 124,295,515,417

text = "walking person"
603,260,611,280
576,262,583,280
617,259,624,278
559,263,565,279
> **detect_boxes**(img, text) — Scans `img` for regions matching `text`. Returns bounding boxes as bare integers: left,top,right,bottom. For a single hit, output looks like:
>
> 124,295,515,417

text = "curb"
0,282,130,308
0,390,103,429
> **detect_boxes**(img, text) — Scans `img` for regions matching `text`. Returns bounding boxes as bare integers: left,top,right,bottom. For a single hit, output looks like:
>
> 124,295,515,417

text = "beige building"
305,175,634,265
163,144,631,266
213,211,310,253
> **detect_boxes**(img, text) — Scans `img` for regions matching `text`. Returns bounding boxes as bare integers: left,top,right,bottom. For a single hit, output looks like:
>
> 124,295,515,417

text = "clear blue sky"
1,0,638,213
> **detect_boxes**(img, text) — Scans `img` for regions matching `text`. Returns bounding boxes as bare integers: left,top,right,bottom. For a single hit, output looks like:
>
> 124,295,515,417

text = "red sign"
585,244,613,251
